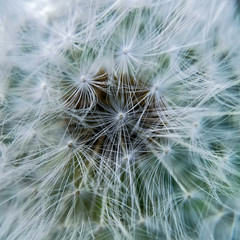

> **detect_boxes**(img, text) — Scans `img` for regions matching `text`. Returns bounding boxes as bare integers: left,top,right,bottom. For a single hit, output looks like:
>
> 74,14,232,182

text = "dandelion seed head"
41,82,47,90
67,141,73,148
153,82,159,91
122,47,129,55
116,111,125,121
80,75,86,83
164,148,170,155
75,190,80,196
1,0,240,239
193,122,199,128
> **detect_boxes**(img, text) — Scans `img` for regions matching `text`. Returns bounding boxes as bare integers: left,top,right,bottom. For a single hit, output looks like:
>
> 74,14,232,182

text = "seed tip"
68,141,73,148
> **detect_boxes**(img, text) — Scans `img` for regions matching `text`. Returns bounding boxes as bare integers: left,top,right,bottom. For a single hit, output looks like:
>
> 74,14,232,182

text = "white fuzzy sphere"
0,0,240,239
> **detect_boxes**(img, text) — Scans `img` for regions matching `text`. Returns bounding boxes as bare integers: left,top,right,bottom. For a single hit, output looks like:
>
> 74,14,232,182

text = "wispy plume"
1,0,240,239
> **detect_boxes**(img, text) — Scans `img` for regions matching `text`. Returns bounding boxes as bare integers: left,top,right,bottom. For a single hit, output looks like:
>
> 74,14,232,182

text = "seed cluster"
64,70,166,164
1,1,240,239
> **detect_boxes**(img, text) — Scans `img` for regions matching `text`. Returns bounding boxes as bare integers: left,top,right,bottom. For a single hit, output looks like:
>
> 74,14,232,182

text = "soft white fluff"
0,0,240,239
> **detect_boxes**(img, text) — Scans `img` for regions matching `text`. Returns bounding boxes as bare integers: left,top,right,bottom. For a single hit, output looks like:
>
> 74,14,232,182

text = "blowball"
1,0,240,239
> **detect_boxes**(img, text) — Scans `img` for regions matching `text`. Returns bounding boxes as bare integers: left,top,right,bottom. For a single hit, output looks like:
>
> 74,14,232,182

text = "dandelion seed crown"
1,0,240,240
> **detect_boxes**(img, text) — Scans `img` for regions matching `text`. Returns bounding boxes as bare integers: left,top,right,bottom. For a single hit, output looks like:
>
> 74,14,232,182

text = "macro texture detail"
1,0,240,240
